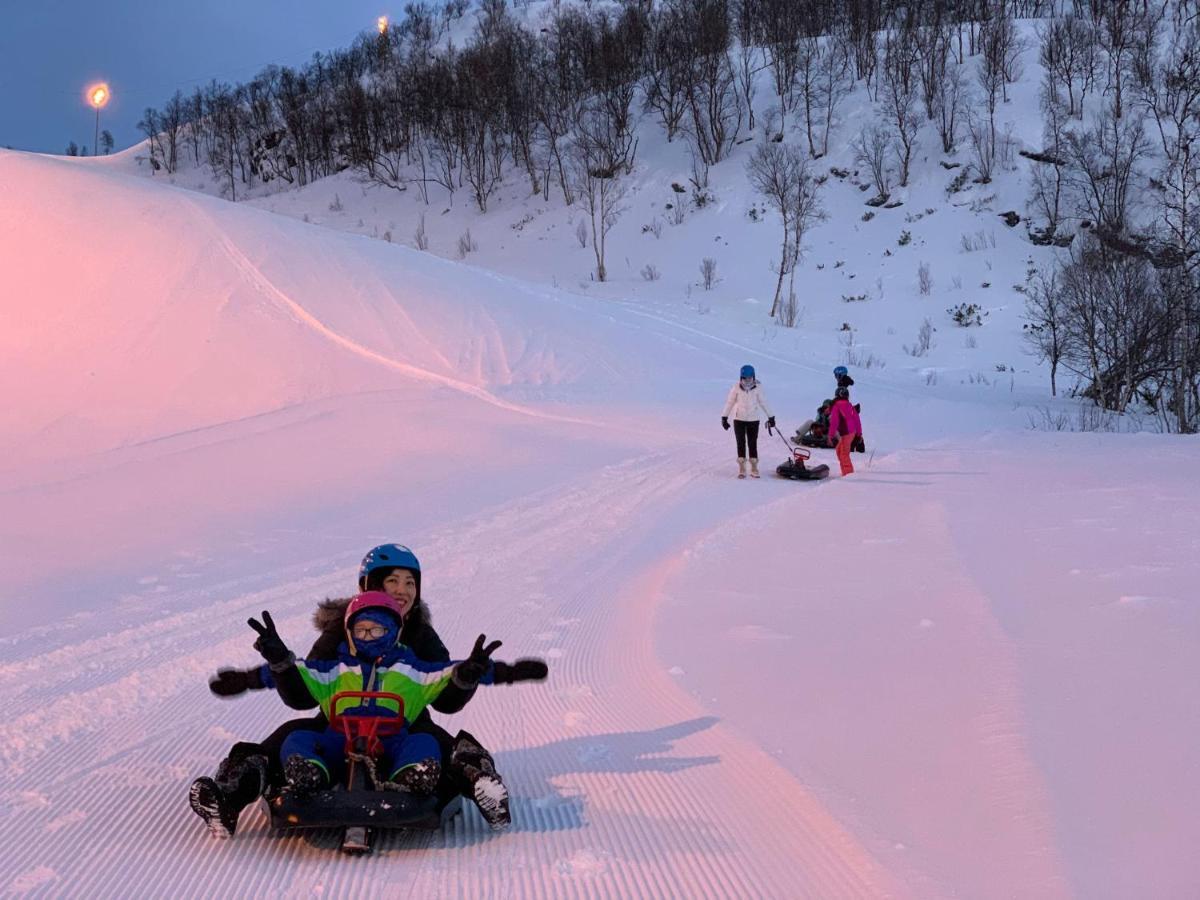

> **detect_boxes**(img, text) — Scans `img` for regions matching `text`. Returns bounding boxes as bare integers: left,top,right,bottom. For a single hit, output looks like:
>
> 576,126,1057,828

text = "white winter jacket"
723,381,773,422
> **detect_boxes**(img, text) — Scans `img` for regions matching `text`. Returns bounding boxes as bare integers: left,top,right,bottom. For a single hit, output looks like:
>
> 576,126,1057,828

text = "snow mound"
0,150,653,465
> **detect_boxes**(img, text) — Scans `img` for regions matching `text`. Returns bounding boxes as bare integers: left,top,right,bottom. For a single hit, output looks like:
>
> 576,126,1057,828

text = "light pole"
87,83,110,156
377,16,389,34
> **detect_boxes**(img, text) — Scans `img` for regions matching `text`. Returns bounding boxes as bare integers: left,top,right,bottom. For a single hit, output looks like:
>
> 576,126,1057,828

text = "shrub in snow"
457,229,477,258
862,211,875,222
948,302,987,326
667,202,686,226
898,230,912,246
918,262,933,295
328,194,343,212
945,168,971,196
700,258,718,290
642,219,664,239
842,293,868,303
641,263,661,282
575,219,588,248
904,318,936,357
777,293,802,327
960,230,995,252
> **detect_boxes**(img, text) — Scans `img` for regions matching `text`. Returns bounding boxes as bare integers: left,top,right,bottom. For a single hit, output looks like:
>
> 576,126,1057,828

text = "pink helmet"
343,591,405,631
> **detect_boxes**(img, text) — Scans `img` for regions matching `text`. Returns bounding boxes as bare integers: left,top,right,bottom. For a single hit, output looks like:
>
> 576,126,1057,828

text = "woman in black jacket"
189,544,544,837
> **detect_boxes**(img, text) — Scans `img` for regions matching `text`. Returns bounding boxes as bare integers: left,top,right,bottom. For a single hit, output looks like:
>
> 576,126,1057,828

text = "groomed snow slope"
1,151,1197,899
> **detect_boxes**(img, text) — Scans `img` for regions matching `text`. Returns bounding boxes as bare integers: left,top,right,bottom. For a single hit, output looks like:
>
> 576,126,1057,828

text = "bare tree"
645,7,692,141
854,122,892,201
679,0,743,165
883,31,920,187
1063,105,1148,234
1023,264,1071,396
573,114,629,283
1030,77,1069,232
745,141,825,320
934,59,967,154
760,0,803,125
1092,0,1152,120
1142,12,1200,431
1039,15,1096,118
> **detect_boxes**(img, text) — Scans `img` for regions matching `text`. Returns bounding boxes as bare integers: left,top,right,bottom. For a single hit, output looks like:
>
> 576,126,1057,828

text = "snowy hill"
3,15,1200,899
109,8,1070,415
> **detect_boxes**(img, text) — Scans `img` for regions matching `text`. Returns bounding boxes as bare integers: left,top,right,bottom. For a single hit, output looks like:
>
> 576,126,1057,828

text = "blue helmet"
740,364,756,379
833,365,848,377
358,543,421,592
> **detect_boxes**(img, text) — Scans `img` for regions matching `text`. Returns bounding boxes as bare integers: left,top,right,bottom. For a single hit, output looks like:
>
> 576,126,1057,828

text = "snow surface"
3,20,1199,895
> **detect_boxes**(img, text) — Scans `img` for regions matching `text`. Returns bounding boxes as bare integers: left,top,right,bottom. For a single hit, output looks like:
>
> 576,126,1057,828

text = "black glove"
721,416,730,431
491,658,549,684
454,634,503,688
208,667,255,697
766,416,776,433
247,610,293,668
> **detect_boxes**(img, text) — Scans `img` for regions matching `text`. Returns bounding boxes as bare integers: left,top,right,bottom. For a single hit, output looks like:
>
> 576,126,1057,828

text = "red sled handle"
328,691,406,757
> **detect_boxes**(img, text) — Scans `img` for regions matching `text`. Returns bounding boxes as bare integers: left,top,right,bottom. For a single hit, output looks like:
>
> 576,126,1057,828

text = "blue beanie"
740,364,755,379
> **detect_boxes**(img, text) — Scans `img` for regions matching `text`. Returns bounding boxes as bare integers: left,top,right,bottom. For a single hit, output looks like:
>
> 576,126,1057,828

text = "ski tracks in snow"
0,444,900,899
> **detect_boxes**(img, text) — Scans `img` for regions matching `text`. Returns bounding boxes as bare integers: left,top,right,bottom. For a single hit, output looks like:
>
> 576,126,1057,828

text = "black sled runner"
268,691,461,855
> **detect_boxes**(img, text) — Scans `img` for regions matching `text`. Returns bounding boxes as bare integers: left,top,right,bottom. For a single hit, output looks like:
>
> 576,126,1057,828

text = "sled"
775,445,830,481
267,691,461,855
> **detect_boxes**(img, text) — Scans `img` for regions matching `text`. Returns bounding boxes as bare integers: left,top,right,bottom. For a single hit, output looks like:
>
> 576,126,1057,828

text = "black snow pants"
733,419,760,458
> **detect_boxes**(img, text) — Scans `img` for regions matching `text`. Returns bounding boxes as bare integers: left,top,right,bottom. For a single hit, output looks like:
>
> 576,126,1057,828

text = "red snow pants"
835,434,856,476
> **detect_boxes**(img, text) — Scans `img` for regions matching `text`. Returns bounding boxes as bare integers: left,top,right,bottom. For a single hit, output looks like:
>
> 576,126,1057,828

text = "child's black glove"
491,658,549,684
248,610,293,669
454,634,503,688
721,416,730,430
766,416,776,432
208,667,258,697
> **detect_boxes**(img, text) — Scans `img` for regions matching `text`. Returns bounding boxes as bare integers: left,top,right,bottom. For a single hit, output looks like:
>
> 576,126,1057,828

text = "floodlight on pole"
87,83,111,157
377,16,389,33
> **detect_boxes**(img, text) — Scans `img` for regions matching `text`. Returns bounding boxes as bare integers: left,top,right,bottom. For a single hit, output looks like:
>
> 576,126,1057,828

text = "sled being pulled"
268,691,461,854
776,445,830,481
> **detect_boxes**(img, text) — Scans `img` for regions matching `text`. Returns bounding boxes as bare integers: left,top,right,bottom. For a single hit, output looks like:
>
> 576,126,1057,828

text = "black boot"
188,753,267,838
385,757,441,795
282,754,326,801
451,731,510,830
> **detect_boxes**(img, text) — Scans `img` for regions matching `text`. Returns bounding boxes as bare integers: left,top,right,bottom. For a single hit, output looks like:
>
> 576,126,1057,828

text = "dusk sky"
0,1,388,154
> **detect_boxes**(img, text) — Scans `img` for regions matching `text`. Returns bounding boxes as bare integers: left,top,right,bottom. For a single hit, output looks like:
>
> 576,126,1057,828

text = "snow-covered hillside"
2,26,1199,899
109,8,1075,415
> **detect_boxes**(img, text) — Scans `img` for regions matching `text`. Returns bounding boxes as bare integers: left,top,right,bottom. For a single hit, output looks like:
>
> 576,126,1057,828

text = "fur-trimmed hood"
307,595,446,664
312,595,433,636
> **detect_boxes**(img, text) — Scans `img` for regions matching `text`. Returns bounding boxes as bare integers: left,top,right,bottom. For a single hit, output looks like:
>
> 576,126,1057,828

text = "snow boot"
188,753,267,838
386,757,441,795
737,457,747,479
283,754,327,801
451,730,511,830
749,458,760,478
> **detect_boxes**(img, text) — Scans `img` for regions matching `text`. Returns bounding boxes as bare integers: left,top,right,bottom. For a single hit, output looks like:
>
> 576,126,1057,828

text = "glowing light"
377,16,389,33
87,83,111,109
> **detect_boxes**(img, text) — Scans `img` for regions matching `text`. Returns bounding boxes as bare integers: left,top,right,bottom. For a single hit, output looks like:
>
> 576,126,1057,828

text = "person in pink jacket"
827,386,862,476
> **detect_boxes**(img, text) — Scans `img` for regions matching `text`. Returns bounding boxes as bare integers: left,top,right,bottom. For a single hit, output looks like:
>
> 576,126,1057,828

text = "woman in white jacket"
721,364,775,478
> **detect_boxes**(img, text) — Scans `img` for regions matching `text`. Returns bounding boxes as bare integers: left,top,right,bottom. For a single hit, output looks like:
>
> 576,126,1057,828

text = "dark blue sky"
0,1,388,154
